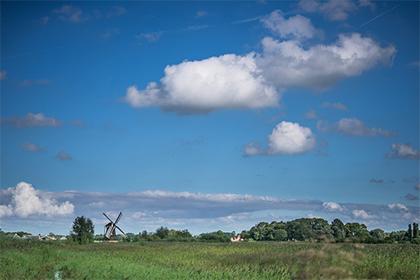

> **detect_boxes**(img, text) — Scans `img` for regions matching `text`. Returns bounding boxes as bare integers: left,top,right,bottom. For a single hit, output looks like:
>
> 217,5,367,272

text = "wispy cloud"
387,144,420,160
22,143,45,153
1,182,418,234
1,113,61,128
53,5,86,23
0,70,7,80
318,118,394,137
321,102,348,111
369,178,384,184
56,151,72,161
20,79,50,87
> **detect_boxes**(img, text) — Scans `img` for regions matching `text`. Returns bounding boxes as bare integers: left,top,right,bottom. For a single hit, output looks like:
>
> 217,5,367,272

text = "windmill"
103,212,126,240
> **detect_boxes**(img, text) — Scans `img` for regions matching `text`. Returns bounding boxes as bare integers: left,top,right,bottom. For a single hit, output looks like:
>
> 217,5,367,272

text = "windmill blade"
115,225,126,236
103,212,114,223
115,212,122,225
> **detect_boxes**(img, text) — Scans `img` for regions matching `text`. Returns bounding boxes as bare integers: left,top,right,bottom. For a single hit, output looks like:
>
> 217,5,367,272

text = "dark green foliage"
369,229,385,243
70,216,94,244
345,223,370,243
331,219,346,242
198,230,232,242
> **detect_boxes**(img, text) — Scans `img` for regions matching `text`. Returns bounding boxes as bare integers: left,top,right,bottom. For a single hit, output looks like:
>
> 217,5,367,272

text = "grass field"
1,240,419,280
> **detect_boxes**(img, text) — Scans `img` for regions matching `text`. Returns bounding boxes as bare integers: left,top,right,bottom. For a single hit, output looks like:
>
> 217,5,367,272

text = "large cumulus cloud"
0,182,74,218
124,26,395,114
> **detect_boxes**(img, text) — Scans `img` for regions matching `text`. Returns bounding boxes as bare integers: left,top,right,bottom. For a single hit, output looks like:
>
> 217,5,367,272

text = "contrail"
359,5,399,28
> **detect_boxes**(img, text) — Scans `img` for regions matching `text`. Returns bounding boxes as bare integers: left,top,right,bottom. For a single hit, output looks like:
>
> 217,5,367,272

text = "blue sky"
0,1,419,234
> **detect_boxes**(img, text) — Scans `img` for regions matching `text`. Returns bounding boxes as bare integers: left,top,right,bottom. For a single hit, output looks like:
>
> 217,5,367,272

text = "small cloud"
69,119,85,128
387,144,420,160
106,6,126,18
53,5,86,23
101,28,120,39
358,0,376,10
352,209,371,219
405,193,419,201
243,143,264,157
132,211,147,219
298,0,357,21
369,178,384,184
40,16,49,25
22,143,45,153
305,110,318,120
1,113,61,128
415,184,420,191
261,10,317,40
183,25,209,32
409,60,420,68
136,32,163,43
322,201,344,212
321,102,348,111
20,79,50,87
195,10,207,18
0,70,6,80
245,121,316,156
56,151,72,161
388,203,408,212
318,118,394,137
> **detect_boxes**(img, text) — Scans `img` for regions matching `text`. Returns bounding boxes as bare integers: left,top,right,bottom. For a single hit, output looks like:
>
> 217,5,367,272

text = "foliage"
70,216,94,244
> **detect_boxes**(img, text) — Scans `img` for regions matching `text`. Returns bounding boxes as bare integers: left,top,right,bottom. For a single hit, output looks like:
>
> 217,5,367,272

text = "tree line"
3,216,418,244
67,216,419,244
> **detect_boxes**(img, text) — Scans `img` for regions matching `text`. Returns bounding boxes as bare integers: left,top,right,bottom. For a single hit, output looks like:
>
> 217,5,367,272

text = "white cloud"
387,144,420,160
53,5,85,23
261,10,317,40
257,33,395,90
20,79,50,87
0,205,13,218
0,70,6,80
318,118,394,137
0,182,74,218
321,102,348,111
124,54,279,114
352,209,371,219
388,203,408,212
56,151,72,161
245,121,316,156
299,0,357,21
322,201,344,211
305,110,318,120
268,121,316,155
243,143,264,156
22,143,44,153
1,113,61,128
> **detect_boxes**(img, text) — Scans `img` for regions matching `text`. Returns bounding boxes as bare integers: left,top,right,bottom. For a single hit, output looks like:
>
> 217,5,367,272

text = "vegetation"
0,238,419,279
70,216,94,244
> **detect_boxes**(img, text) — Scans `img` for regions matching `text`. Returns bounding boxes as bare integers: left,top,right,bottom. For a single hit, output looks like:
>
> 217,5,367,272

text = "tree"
369,229,385,243
71,216,94,244
155,227,169,239
345,223,370,242
331,219,346,242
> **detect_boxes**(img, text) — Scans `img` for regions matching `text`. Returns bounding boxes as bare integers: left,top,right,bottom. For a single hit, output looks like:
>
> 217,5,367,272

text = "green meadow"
1,240,419,280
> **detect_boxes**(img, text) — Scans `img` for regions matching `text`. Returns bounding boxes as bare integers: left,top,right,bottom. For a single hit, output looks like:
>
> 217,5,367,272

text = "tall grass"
1,239,419,279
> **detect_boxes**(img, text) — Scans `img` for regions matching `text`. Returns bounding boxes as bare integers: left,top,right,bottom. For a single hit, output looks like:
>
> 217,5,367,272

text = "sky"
0,1,419,235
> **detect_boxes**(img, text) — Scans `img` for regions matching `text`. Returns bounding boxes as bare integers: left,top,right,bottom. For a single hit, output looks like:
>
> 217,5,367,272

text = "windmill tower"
103,212,126,240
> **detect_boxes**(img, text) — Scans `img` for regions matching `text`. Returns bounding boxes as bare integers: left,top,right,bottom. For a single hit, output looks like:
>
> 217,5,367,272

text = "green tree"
369,229,385,243
331,219,346,242
71,216,94,244
345,223,370,242
156,227,169,239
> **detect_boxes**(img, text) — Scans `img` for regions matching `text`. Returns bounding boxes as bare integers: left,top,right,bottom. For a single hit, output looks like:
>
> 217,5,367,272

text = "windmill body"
103,212,126,240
